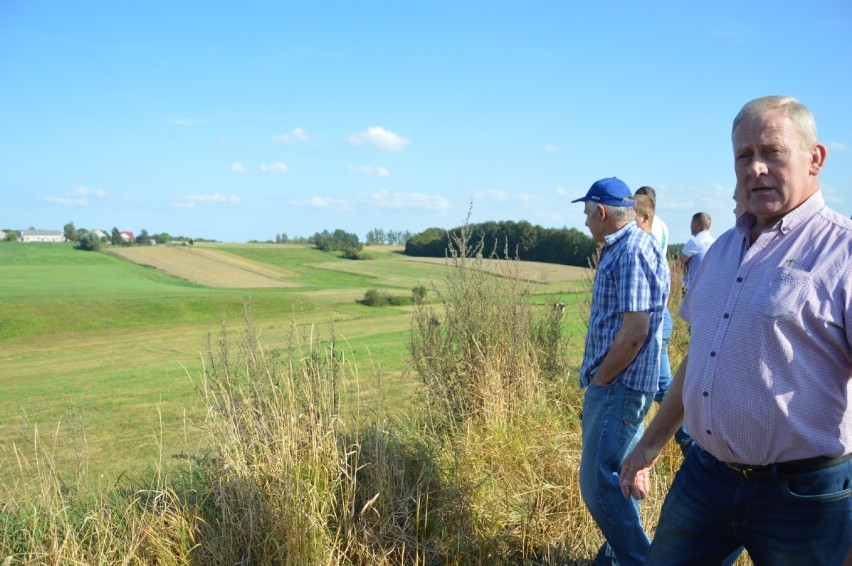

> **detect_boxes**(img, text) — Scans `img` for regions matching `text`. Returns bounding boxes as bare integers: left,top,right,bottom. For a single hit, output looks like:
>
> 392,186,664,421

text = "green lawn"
0,242,587,485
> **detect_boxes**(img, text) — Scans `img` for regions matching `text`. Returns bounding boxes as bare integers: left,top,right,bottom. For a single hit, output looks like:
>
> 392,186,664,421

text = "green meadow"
0,242,587,484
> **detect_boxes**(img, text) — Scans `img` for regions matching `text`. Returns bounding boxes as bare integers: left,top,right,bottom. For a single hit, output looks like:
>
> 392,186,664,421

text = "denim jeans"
654,308,673,405
647,445,852,565
580,380,654,566
654,308,692,450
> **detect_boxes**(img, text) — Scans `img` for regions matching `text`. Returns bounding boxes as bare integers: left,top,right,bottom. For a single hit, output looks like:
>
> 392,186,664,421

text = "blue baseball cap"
571,177,634,207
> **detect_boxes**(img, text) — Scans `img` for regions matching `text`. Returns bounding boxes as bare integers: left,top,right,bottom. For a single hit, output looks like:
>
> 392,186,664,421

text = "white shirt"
650,216,669,253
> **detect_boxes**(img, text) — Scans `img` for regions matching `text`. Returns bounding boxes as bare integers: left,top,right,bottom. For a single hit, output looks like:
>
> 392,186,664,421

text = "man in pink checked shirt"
620,96,851,565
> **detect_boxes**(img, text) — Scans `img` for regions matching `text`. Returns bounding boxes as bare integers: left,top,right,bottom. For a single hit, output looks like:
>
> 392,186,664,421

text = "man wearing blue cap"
572,177,670,566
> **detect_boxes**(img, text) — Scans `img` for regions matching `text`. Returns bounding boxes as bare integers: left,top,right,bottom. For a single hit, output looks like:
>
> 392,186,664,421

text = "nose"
749,157,768,177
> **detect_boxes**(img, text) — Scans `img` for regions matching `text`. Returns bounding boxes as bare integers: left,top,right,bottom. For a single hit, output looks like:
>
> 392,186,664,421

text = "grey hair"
603,204,636,223
732,96,818,149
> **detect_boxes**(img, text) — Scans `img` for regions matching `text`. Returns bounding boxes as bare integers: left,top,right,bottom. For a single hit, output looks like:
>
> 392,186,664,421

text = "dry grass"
106,245,300,288
1,236,751,564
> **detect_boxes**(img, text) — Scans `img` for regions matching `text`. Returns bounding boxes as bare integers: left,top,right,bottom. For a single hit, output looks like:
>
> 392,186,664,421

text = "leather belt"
724,453,852,481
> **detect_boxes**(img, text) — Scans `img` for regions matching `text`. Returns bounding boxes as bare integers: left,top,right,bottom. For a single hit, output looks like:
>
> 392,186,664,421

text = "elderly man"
572,177,670,566
620,96,852,565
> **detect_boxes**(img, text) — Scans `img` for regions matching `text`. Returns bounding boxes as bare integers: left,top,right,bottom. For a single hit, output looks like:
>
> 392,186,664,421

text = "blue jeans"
580,380,654,566
648,445,852,565
654,308,692,449
654,308,673,405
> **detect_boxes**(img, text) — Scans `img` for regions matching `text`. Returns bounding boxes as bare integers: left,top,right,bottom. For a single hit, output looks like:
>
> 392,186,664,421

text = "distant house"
91,229,108,241
120,231,135,243
0,230,7,241
20,229,66,243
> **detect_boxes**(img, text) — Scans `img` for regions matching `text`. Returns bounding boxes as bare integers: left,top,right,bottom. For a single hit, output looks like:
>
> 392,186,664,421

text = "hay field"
397,254,592,283
107,245,300,288
109,243,592,288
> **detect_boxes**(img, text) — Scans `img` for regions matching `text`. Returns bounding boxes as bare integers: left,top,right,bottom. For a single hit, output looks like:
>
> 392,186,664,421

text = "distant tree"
406,222,596,267
154,232,171,245
77,233,102,251
365,228,386,245
2,230,19,242
109,227,122,245
63,221,77,242
312,229,363,253
136,229,151,246
386,229,413,246
405,227,448,257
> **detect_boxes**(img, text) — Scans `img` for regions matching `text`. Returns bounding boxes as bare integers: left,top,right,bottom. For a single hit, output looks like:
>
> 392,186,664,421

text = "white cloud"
173,193,241,209
370,190,451,211
229,162,248,173
543,144,559,153
260,162,290,174
294,196,350,210
555,187,567,196
471,189,547,206
348,126,411,151
41,185,108,207
348,165,390,178
273,127,310,143
74,185,108,197
41,195,88,207
826,141,847,153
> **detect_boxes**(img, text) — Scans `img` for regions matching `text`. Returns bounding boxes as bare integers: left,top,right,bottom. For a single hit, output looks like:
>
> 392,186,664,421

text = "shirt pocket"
750,266,811,321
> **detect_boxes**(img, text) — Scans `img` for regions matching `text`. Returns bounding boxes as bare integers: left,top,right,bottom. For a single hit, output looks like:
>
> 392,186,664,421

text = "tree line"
404,220,598,268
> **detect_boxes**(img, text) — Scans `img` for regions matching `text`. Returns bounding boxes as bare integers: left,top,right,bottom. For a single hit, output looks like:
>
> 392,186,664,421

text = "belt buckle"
726,463,754,480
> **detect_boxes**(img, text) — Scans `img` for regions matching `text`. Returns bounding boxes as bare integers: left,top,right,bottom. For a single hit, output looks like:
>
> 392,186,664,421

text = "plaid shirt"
579,221,670,393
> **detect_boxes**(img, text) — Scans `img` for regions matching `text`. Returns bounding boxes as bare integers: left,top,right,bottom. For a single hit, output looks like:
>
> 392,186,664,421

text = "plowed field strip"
107,246,299,288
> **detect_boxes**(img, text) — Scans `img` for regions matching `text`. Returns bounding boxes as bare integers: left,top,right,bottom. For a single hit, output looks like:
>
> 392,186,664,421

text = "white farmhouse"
20,229,66,243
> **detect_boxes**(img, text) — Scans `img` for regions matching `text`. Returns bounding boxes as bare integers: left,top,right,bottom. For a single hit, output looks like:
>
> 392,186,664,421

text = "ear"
809,143,827,175
595,204,607,220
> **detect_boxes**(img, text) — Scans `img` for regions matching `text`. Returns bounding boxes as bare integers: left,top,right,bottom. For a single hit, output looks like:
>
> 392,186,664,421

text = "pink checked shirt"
680,191,852,465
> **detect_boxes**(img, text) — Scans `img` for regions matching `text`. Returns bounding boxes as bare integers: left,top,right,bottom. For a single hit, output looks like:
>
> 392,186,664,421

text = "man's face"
584,202,606,243
690,219,700,236
733,109,824,226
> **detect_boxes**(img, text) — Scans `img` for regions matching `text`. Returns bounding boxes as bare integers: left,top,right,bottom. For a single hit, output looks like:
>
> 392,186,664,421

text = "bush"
76,233,102,251
360,289,413,307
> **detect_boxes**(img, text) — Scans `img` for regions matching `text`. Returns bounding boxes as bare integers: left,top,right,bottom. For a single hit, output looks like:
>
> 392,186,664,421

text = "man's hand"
619,443,662,500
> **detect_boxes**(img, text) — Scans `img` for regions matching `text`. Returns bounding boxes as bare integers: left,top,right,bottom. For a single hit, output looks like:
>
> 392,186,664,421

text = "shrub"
359,289,412,307
411,285,428,304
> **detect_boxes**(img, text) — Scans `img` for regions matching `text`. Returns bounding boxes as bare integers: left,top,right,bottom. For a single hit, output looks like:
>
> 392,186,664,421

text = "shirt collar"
604,220,638,247
734,190,826,236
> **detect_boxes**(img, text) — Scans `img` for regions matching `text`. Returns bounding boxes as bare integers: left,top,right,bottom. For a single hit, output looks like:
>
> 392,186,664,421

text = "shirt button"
703,391,709,397
710,351,716,357
723,313,729,319
706,430,712,435
736,277,743,282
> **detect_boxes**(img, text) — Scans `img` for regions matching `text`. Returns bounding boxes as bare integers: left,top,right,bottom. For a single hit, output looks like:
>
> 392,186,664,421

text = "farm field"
0,242,591,485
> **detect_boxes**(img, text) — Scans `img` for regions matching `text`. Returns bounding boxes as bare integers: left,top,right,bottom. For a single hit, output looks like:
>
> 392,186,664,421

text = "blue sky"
2,1,850,245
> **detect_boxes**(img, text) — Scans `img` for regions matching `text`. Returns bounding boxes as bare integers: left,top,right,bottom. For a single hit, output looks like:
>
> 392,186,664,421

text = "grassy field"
0,242,590,484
